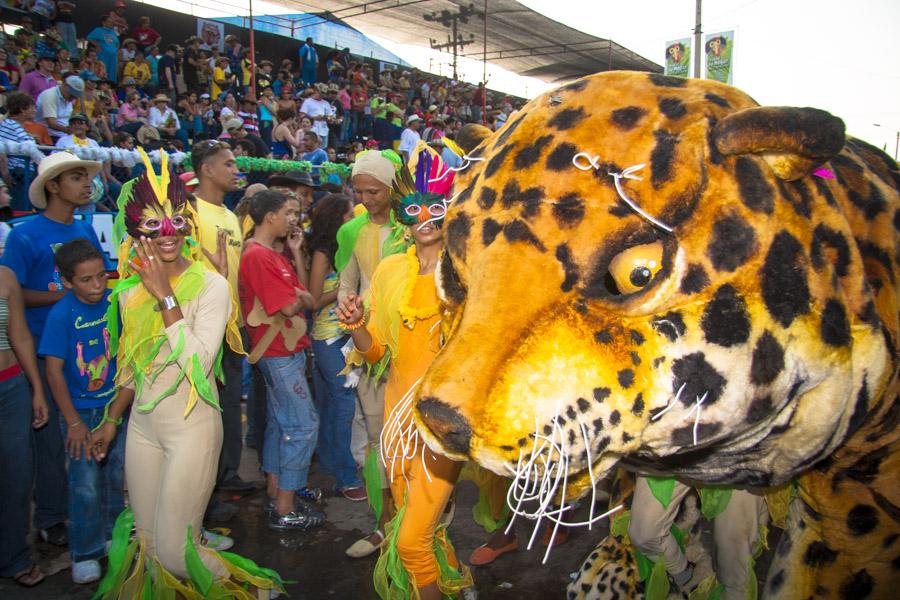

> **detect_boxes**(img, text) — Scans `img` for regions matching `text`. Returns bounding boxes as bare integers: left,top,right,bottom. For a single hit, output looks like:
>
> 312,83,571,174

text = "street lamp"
873,124,899,161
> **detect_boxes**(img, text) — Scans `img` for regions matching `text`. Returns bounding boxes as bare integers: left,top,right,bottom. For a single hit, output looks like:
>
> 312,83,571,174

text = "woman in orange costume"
338,143,473,600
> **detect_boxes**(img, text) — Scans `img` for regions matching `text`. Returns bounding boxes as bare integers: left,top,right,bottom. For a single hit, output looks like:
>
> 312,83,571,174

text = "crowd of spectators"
0,0,524,214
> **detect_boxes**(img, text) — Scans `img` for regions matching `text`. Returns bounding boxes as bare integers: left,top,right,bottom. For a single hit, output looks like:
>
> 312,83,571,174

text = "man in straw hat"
335,150,408,557
35,74,83,143
0,151,109,548
147,93,187,149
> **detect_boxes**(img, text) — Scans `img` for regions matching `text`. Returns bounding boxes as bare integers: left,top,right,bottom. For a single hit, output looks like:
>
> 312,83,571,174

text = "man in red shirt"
239,190,324,531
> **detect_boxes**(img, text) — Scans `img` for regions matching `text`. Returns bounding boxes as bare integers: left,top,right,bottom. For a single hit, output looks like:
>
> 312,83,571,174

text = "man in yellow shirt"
211,57,234,100
123,50,151,89
190,140,254,500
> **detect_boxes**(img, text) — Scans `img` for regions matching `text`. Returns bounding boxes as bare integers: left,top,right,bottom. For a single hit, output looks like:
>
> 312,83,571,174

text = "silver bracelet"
159,295,179,311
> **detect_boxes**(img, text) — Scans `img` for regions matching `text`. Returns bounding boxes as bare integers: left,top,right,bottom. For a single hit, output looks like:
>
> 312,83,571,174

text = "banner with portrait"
704,30,734,85
197,18,224,51
664,38,691,78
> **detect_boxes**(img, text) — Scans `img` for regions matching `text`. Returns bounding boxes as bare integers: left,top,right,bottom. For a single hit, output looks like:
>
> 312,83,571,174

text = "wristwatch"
159,295,178,311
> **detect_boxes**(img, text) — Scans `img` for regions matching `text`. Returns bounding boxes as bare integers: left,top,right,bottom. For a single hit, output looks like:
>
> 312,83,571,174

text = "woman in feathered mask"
90,149,284,598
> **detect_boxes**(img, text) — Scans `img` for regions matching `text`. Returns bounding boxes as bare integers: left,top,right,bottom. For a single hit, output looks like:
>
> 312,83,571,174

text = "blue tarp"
215,14,410,66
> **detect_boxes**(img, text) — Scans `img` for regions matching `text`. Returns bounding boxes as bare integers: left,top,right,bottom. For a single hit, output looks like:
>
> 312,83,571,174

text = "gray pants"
628,475,767,600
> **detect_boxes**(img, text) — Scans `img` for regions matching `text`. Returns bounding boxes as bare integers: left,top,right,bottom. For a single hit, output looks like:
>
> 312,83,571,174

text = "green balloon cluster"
181,156,351,179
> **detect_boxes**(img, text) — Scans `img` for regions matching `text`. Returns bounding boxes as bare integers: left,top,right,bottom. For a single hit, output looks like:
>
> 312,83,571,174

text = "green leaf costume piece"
645,476,677,509
364,447,386,524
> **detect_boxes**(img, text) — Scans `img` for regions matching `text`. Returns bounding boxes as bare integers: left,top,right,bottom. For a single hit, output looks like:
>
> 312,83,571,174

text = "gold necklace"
398,245,439,329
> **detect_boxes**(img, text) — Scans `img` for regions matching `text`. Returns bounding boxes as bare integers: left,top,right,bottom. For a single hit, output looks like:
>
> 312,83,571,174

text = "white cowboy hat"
29,151,101,209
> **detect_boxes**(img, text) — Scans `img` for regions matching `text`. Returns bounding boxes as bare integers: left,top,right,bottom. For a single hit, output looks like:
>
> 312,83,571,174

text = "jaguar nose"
417,397,472,455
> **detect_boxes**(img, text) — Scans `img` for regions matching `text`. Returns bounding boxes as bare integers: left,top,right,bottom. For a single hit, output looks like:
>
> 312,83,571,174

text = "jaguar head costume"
413,71,899,598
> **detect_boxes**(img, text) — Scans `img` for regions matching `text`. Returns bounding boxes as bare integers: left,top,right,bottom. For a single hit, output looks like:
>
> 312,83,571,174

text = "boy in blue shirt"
0,151,108,547
38,239,126,585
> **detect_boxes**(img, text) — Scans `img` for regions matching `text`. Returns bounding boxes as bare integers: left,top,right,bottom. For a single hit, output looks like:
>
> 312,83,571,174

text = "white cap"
406,114,422,125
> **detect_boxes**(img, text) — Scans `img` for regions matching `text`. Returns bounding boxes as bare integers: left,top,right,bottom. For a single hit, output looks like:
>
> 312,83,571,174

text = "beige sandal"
345,529,386,558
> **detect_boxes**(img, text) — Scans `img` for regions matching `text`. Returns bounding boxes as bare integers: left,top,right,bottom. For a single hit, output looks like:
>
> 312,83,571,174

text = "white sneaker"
201,528,234,551
72,559,102,584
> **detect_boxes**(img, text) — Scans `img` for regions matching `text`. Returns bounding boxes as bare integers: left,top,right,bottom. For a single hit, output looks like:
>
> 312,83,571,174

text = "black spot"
701,284,751,346
671,352,727,405
885,533,899,548
500,444,514,451
847,504,879,536
494,113,525,145
484,143,516,179
804,541,839,567
590,161,625,188
848,183,888,220
552,194,586,229
478,186,497,210
454,185,473,206
746,395,773,423
438,252,466,306
872,490,900,525
502,219,546,252
631,393,644,416
650,130,679,188
548,107,587,131
520,187,543,219
546,142,577,171
618,369,634,389
761,231,811,327
815,586,829,596
445,213,472,260
735,156,775,214
859,300,880,328
542,424,552,435
834,447,888,488
630,351,641,366
561,79,589,92
777,179,813,219
707,117,725,165
594,330,613,344
856,238,895,283
577,397,590,413
609,410,621,425
649,73,688,88
776,532,793,556
838,570,873,599
514,135,554,170
652,312,686,341
810,224,851,278
631,330,645,345
680,264,710,294
607,199,632,218
610,106,646,130
658,97,687,119
821,299,850,347
895,209,900,231
672,422,722,445
556,243,580,292
622,432,633,443
481,218,502,246
704,92,730,107
750,331,785,385
653,356,664,368
566,406,577,421
707,213,757,272
594,387,611,402
813,175,839,207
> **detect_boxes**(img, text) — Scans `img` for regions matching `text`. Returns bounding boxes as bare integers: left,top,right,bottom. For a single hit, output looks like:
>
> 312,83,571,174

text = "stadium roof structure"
263,0,662,83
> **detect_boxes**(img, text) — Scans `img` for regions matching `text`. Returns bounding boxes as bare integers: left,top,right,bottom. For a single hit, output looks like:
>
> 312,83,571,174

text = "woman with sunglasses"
90,150,285,597
337,143,473,600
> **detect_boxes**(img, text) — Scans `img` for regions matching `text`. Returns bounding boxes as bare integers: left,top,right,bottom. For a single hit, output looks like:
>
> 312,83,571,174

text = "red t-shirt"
239,241,310,357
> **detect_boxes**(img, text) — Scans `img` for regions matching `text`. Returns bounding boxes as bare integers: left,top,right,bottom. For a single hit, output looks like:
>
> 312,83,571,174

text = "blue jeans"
35,352,68,530
0,374,34,577
60,407,126,562
258,352,318,491
312,337,361,490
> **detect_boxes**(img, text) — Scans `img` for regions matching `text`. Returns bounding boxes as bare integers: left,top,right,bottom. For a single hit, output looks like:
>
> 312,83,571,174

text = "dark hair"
304,194,353,269
55,239,104,281
191,140,231,175
276,107,295,121
248,190,289,225
5,91,35,116
113,132,132,146
235,139,255,156
305,131,319,143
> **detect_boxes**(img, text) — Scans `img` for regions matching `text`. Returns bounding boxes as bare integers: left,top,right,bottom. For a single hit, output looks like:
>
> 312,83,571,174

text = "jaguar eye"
607,241,664,295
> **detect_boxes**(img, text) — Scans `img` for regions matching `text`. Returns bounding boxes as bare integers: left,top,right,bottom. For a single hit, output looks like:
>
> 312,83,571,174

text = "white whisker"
651,382,686,422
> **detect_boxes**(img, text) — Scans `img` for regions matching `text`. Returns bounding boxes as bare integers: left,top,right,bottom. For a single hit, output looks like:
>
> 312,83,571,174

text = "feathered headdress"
112,148,195,276
391,141,455,228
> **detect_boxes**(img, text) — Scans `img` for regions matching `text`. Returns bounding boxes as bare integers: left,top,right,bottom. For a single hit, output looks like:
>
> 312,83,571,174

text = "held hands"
129,236,175,301
66,421,92,461
91,422,117,462
201,229,230,278
337,293,364,326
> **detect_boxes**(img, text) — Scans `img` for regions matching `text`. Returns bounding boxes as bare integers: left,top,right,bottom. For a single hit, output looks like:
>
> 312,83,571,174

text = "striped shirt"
0,118,35,171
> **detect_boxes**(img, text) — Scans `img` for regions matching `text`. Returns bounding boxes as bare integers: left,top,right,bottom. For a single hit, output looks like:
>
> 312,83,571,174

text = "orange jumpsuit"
360,272,463,591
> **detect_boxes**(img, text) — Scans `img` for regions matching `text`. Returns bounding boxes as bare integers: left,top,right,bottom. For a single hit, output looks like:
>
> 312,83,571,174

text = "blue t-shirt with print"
0,214,110,338
38,290,117,410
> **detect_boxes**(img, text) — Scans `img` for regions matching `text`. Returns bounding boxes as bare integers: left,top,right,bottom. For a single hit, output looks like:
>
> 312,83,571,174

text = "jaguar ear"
713,107,846,181
456,123,493,154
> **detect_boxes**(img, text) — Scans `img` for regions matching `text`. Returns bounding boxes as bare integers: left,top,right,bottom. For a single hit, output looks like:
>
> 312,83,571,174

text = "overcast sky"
147,0,899,154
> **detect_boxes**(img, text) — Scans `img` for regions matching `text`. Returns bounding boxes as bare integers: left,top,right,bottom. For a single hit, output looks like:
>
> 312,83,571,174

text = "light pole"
873,123,899,161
